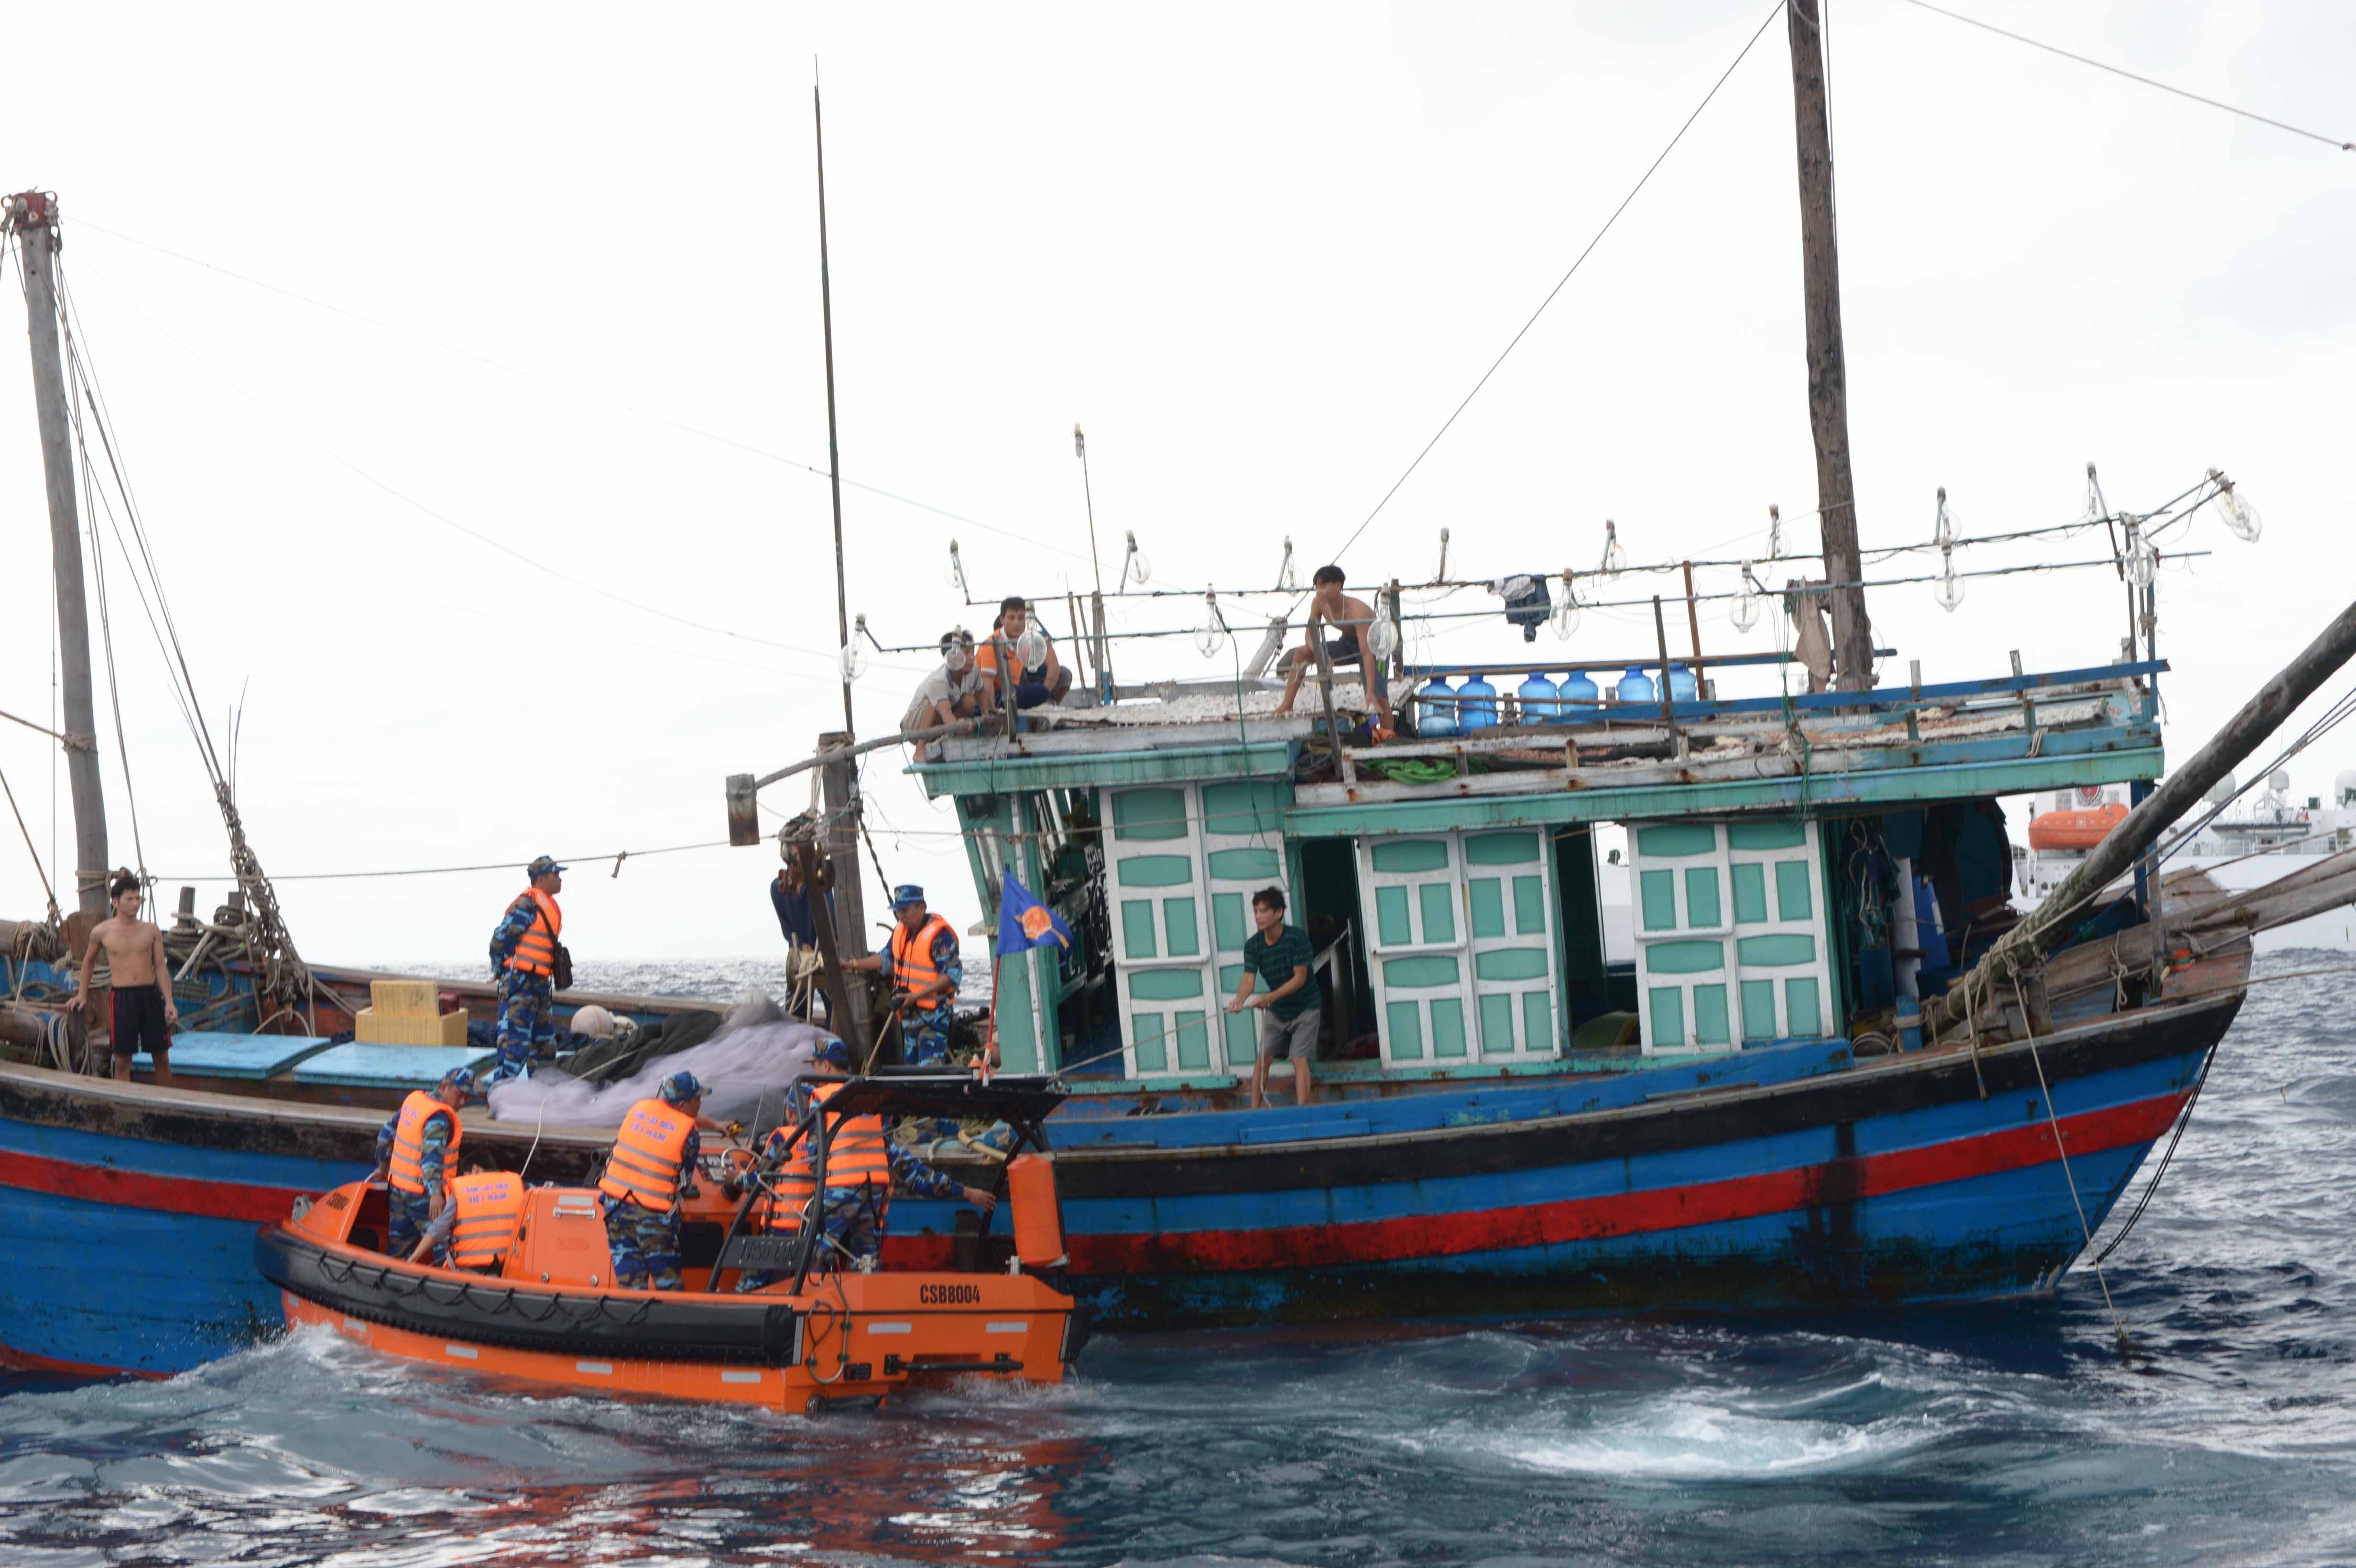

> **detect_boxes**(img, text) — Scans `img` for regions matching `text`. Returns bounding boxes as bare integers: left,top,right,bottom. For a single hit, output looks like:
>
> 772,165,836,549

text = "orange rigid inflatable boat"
256,1073,1085,1411
2027,801,2128,850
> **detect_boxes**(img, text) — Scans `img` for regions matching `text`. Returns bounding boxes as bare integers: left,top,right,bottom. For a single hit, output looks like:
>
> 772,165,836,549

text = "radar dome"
2203,773,2238,807
2269,770,2292,794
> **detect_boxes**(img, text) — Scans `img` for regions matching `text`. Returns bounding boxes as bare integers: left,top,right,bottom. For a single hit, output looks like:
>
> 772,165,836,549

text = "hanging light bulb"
2082,462,2106,525
841,613,870,680
1370,613,1400,662
1600,520,1626,576
2125,537,2158,589
1193,589,1227,658
943,629,972,674
2208,468,2262,543
1436,527,1451,581
943,538,969,595
1277,536,1299,592
1550,571,1580,641
1933,549,1965,612
1123,530,1152,586
1767,504,1782,562
1730,565,1762,632
1015,625,1049,670
1933,487,1959,549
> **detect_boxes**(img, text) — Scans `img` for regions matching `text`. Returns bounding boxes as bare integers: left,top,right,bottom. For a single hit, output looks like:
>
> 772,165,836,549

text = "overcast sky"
2,1,2348,969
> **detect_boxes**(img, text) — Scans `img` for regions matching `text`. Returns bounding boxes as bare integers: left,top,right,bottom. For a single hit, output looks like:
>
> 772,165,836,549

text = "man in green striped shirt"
1228,886,1320,1109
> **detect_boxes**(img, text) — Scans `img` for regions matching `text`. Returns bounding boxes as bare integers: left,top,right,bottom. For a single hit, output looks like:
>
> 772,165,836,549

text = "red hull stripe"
0,1149,294,1224
0,1337,162,1380
885,1089,2191,1274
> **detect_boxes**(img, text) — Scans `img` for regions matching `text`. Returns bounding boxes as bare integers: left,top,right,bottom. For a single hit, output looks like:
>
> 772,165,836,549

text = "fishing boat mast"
4,192,109,919
1785,0,1875,692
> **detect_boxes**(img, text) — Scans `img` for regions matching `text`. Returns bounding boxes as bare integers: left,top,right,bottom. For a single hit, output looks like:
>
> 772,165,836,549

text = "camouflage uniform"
487,893,556,1081
735,1081,967,1288
602,1124,701,1291
879,925,961,1067
383,1109,453,1258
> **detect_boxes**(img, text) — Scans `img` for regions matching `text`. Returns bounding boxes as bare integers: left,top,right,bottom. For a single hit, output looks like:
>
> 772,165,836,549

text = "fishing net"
485,989,837,1130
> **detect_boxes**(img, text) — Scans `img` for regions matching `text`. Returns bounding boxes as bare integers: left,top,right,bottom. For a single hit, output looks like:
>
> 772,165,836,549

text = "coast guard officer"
847,885,961,1066
381,1067,478,1259
487,855,567,1081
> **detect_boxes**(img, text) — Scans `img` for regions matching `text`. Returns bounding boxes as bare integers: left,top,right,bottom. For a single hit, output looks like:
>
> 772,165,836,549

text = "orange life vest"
889,914,955,1012
387,1090,462,1197
447,1171,524,1269
505,888,563,977
764,1080,888,1232
597,1098,695,1212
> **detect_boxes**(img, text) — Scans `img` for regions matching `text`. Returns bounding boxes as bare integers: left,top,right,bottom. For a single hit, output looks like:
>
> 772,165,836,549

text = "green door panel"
1730,862,1768,924
1784,977,1822,1036
1474,947,1549,981
1684,866,1722,928
1648,987,1686,1048
1741,979,1777,1040
1132,1013,1169,1074
1129,967,1206,1002
1162,896,1201,958
1692,983,1731,1045
1468,878,1505,938
1375,885,1413,946
1200,779,1284,836
1636,822,1717,857
1775,860,1814,921
1212,891,1248,951
1173,1010,1211,1070
1386,1001,1424,1061
1728,820,1806,850
1116,854,1195,888
1112,788,1189,840
1383,954,1462,989
1736,933,1817,966
1522,990,1553,1054
1478,992,1515,1056
1418,882,1458,944
1206,847,1281,882
1645,939,1725,974
1639,870,1678,931
1463,830,1540,866
1370,838,1450,873
1429,998,1468,1058
1121,900,1158,959
1512,874,1547,935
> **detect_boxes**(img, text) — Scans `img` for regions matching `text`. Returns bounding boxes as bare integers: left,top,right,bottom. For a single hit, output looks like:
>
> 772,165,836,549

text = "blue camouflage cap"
889,883,926,910
442,1067,479,1097
659,1070,704,1105
815,1036,851,1068
527,854,567,879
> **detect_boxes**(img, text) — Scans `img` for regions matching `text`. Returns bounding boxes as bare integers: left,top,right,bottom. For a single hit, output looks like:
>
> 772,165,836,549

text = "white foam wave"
1462,1394,1938,1480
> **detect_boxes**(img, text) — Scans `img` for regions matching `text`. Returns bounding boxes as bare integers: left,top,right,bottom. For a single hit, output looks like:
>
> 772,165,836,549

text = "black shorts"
109,983,171,1058
1320,637,1362,667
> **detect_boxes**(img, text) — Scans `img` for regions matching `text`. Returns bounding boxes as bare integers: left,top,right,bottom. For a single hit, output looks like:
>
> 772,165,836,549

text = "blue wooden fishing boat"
7,5,2352,1377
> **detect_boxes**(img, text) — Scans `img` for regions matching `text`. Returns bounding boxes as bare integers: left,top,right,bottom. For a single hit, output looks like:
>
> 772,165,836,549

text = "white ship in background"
2020,773,2356,952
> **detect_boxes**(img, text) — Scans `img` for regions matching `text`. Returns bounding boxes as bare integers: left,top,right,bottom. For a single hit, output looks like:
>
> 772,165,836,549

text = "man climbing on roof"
975,597,1072,712
597,1070,740,1291
1275,566,1394,736
487,855,569,1082
380,1067,478,1260
846,885,961,1067
736,1036,996,1286
65,872,178,1086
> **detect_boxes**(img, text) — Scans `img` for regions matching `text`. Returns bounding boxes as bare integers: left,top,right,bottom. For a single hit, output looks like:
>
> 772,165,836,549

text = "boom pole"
6,192,109,917
1785,0,1875,693
814,82,855,737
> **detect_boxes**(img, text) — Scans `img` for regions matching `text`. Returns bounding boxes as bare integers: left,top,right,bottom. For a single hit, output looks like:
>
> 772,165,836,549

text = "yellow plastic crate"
354,1006,470,1047
369,979,442,1017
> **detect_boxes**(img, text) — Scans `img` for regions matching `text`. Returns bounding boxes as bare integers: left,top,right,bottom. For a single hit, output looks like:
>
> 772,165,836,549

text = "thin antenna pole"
1075,424,1103,599
814,76,855,735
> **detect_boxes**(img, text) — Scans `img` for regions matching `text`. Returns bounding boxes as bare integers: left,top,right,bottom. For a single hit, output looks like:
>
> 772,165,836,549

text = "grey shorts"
1258,1006,1320,1063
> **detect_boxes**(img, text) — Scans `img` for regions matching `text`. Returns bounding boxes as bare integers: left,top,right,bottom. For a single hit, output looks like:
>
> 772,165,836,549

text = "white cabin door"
1358,834,1473,1065
1104,785,1214,1076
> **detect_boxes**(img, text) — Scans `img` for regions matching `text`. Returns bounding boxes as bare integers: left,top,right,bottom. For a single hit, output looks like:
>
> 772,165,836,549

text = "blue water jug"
1560,670,1601,715
1668,664,1699,703
1419,678,1457,737
1516,673,1559,724
1615,666,1656,705
1459,675,1498,730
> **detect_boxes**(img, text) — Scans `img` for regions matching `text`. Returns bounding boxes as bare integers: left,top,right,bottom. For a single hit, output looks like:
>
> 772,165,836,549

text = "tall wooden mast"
1785,0,1875,692
6,192,110,916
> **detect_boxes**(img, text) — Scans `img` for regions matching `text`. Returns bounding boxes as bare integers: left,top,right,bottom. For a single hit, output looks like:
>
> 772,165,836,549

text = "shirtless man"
1275,565,1395,732
65,873,178,1085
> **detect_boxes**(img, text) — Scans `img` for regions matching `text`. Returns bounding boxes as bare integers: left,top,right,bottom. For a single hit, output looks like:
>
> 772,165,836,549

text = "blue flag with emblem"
996,872,1072,956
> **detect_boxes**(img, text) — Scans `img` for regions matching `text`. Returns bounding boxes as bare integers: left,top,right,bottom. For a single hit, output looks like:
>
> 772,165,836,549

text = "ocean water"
2,952,2352,1566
